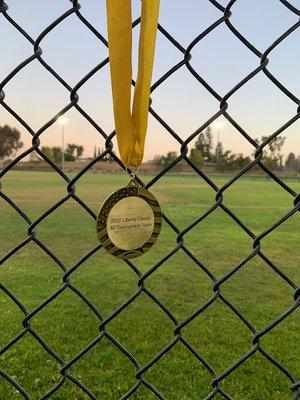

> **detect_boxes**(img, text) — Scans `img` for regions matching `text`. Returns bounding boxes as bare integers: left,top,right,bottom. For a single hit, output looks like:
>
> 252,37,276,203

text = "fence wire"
0,0,299,399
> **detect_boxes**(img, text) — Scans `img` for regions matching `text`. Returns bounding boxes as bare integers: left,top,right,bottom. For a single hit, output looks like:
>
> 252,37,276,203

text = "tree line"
0,124,300,173
41,144,84,162
0,125,84,163
152,126,297,172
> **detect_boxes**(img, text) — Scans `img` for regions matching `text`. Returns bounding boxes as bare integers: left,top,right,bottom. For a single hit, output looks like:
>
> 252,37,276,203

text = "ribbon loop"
106,0,160,168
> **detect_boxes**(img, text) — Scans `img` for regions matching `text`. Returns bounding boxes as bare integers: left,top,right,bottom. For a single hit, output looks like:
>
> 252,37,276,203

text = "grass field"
0,171,299,400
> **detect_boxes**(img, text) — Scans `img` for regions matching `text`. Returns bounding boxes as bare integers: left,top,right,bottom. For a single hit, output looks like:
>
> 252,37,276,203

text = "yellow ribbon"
106,0,160,168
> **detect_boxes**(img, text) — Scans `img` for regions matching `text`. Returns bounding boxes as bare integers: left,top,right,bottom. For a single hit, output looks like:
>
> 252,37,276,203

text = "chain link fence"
0,0,299,399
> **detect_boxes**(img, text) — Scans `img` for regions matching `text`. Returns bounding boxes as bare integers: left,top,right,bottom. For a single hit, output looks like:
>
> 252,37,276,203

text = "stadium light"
57,116,69,171
212,120,226,131
57,116,69,126
212,120,226,163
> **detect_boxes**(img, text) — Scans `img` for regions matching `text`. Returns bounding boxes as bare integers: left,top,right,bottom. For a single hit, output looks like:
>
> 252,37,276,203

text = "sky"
0,0,299,162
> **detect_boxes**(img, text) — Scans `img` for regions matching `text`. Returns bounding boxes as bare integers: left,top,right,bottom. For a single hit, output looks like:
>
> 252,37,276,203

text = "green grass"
0,171,299,400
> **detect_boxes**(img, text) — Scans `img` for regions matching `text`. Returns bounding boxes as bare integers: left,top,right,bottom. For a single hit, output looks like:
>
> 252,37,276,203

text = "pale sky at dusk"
0,0,299,162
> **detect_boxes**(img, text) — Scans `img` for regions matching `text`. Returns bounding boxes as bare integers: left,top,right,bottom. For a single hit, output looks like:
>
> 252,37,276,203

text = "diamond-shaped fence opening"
0,1,299,399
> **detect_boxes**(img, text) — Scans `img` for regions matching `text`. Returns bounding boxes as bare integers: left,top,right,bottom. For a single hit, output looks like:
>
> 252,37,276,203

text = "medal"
97,176,162,259
98,0,161,259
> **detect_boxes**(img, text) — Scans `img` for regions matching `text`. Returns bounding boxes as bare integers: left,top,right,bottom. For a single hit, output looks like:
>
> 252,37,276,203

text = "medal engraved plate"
107,197,154,250
97,178,162,259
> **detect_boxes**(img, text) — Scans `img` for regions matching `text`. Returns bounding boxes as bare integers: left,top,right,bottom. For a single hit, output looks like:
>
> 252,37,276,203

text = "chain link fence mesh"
0,0,299,399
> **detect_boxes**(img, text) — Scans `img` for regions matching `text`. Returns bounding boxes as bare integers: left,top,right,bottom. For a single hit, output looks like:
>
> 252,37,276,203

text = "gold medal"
97,177,162,259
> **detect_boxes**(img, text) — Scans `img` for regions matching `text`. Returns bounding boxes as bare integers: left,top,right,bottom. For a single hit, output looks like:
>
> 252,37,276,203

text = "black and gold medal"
97,177,162,259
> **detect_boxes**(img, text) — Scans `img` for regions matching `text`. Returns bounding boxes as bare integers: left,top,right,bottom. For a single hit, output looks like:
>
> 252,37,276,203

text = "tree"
216,149,236,171
0,125,23,160
152,152,178,167
66,143,77,157
214,141,223,163
163,151,178,166
233,153,251,169
76,145,83,158
64,152,75,162
297,156,300,173
285,152,296,172
52,147,62,163
268,136,286,167
285,153,300,174
41,146,64,162
190,148,204,167
66,143,84,160
256,136,286,168
41,144,83,163
152,154,164,165
194,126,213,163
41,146,54,161
212,141,251,171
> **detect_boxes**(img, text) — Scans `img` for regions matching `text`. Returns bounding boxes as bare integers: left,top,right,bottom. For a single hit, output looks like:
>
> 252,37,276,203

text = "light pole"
57,116,69,172
212,120,225,163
